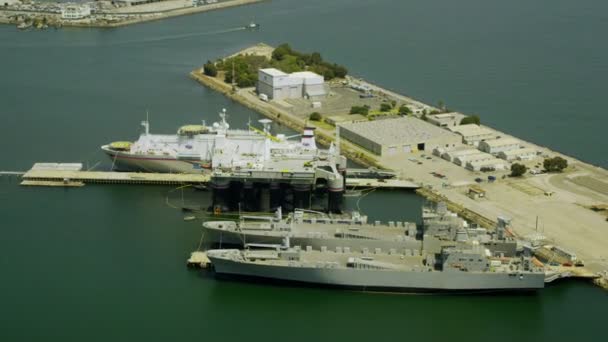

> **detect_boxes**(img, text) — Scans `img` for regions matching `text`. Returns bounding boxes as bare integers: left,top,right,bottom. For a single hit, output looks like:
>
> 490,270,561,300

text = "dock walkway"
346,178,419,189
21,169,210,186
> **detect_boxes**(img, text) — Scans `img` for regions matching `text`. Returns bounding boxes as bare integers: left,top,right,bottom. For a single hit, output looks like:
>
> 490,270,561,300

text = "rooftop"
259,68,287,77
339,117,459,146
467,158,508,167
499,147,537,156
291,71,323,79
480,137,520,147
449,124,495,137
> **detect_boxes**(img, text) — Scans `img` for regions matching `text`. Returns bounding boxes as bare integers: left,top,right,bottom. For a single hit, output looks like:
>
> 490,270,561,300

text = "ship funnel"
301,126,317,149
259,119,272,134
496,216,511,240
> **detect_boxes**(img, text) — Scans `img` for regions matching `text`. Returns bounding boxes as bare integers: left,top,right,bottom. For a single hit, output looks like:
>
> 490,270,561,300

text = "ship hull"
208,254,545,293
102,146,211,174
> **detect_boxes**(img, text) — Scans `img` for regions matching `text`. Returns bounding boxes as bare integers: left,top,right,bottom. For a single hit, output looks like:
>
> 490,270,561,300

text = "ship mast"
141,110,150,135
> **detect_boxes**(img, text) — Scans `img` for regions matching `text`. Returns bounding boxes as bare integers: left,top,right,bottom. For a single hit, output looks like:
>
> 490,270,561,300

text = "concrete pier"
21,168,211,186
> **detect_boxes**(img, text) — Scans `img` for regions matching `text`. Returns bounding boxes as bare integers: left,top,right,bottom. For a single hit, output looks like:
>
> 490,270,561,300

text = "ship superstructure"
102,109,347,212
102,109,320,174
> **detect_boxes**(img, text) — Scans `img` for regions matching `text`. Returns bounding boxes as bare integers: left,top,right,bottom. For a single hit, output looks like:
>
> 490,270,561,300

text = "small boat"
245,21,259,30
183,215,196,221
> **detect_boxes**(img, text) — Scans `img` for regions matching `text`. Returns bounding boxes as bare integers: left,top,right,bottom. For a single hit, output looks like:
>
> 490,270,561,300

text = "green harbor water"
1,0,607,341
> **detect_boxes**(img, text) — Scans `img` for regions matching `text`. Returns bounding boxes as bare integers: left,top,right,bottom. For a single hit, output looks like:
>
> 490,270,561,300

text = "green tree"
350,105,370,115
310,52,322,65
331,64,348,78
380,103,392,112
399,105,412,115
203,60,217,77
543,156,568,172
437,100,445,112
309,112,322,121
510,163,527,177
272,43,293,61
460,115,481,125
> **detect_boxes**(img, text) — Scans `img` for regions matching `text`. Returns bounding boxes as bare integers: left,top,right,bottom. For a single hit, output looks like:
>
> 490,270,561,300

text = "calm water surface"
1,0,607,341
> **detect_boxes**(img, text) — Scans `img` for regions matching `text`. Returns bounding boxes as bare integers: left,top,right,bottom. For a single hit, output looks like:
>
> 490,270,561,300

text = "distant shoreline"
0,0,266,29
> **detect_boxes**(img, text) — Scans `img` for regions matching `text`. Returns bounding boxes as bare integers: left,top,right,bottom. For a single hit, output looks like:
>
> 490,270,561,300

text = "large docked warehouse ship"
101,109,321,174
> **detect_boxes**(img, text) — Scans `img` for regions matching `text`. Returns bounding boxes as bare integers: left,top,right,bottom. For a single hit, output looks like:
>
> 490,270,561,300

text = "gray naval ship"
206,241,545,293
202,207,421,253
202,203,543,292
201,202,517,258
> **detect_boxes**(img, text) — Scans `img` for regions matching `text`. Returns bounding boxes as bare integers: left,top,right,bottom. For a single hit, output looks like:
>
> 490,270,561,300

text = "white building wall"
478,139,520,155
454,153,493,166
61,5,91,20
257,68,325,100
465,159,509,172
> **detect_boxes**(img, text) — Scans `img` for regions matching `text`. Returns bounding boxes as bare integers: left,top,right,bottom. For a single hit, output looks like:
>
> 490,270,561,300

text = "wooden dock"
21,169,211,186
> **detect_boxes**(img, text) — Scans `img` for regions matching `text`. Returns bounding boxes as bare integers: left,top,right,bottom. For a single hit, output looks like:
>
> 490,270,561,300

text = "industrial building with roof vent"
498,147,538,161
448,124,498,146
339,117,461,157
257,68,327,100
478,138,521,155
426,112,466,128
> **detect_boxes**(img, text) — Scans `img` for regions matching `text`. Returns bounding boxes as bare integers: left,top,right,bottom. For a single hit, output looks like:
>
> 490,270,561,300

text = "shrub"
399,105,412,115
309,112,322,121
460,115,481,125
510,163,527,177
350,105,370,115
380,103,392,112
203,60,217,77
543,156,568,172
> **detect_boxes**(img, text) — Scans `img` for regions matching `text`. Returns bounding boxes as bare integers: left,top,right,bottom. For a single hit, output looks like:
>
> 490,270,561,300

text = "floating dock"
187,251,211,269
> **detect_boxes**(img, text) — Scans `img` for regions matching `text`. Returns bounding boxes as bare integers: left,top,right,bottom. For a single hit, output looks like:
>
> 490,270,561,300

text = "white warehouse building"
441,148,480,162
478,138,520,155
466,158,509,172
454,153,494,167
498,147,538,161
257,68,327,100
448,124,498,146
339,117,461,157
60,4,91,20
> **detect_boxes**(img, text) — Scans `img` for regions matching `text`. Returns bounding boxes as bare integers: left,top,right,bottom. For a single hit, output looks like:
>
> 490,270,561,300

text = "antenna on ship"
335,125,341,157
141,110,150,135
